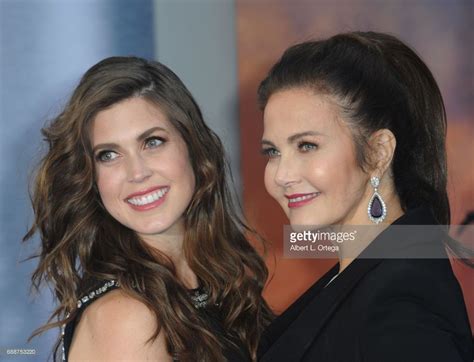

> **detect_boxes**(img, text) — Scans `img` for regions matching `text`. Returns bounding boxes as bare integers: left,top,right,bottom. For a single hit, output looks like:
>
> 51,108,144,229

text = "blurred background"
1,0,472,360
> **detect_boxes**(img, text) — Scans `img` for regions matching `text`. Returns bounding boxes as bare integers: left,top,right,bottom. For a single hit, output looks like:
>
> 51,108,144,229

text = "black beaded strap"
61,280,210,361
76,280,120,309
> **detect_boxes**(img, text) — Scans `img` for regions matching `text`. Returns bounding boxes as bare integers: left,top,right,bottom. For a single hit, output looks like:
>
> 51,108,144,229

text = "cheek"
96,168,120,203
164,146,195,191
302,156,331,188
181,161,195,191
323,148,365,197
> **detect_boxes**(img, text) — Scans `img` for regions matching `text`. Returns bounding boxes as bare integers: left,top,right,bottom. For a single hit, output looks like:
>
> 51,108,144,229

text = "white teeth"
127,188,168,206
289,193,319,203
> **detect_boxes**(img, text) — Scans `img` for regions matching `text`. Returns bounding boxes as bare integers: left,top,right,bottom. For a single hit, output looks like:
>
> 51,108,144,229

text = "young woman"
25,56,273,361
257,32,473,361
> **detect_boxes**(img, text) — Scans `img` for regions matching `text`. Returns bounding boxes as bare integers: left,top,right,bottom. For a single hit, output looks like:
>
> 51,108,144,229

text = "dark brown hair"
25,56,273,360
258,31,472,263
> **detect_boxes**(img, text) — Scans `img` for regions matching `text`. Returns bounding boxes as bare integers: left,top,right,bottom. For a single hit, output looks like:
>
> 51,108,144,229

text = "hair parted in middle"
26,56,273,361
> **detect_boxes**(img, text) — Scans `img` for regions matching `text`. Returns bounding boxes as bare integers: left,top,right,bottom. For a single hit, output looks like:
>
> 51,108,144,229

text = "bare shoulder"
69,289,172,361
83,289,155,330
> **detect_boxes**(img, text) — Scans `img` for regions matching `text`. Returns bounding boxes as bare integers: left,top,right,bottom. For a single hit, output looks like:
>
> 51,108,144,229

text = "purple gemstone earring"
368,176,387,224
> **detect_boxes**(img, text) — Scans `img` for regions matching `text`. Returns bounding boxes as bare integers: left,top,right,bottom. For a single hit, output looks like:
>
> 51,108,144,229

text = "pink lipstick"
125,186,169,212
285,192,321,208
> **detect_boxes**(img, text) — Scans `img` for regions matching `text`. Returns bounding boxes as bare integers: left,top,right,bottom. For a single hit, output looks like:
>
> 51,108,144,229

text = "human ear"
368,128,396,175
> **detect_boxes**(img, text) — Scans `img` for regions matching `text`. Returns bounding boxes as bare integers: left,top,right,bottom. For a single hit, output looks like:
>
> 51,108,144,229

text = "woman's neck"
337,198,404,274
141,233,198,289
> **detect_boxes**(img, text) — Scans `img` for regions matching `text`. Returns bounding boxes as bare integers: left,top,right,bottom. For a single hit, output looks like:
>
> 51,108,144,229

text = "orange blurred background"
235,0,474,329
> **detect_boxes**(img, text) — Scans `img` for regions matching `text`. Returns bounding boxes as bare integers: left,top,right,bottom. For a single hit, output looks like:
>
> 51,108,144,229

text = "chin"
125,220,166,235
290,215,335,229
288,210,318,225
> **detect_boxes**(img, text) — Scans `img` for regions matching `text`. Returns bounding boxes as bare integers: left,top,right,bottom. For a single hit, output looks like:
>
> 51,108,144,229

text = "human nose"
126,154,152,183
274,155,300,188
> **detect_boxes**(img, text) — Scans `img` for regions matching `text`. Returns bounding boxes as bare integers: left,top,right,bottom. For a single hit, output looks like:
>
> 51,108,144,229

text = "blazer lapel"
260,257,383,362
260,208,437,361
258,263,339,358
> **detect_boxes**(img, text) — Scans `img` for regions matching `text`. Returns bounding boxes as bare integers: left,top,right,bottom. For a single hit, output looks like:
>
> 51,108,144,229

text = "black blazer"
258,208,473,362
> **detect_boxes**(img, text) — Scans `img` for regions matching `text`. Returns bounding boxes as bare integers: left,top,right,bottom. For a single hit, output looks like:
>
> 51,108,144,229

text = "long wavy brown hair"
25,56,273,361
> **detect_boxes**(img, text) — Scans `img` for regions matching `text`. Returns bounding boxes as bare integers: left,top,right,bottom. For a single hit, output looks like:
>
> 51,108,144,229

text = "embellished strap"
62,280,210,361
76,280,119,309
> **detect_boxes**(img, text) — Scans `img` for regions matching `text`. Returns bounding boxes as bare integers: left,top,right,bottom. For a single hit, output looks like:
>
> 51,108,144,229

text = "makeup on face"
125,185,170,211
285,192,322,208
262,88,370,227
91,97,195,239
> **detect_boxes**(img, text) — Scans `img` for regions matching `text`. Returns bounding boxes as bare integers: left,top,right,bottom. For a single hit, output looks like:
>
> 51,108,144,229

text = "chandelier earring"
367,176,387,224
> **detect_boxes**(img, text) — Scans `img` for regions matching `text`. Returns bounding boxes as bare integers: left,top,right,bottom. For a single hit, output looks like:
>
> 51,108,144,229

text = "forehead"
90,97,174,143
262,88,345,138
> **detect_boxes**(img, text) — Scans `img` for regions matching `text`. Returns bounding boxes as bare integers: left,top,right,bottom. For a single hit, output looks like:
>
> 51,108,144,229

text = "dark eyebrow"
93,126,167,153
261,139,276,147
261,131,324,148
288,131,324,143
136,126,167,142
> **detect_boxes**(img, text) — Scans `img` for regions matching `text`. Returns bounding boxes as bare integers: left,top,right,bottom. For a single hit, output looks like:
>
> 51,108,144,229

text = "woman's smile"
125,185,170,211
262,88,370,227
92,97,195,238
285,192,321,208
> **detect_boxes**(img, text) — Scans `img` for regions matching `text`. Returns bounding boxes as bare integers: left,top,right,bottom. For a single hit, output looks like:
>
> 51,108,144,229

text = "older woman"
25,56,273,361
257,32,472,361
